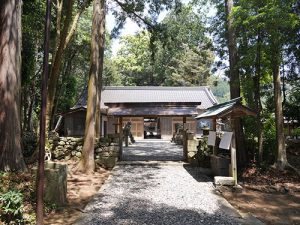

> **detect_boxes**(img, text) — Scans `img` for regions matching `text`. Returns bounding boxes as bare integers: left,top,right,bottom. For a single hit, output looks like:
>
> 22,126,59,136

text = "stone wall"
48,134,119,169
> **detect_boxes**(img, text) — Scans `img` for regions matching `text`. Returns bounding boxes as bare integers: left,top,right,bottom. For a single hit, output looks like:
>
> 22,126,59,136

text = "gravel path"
122,140,184,161
75,163,244,225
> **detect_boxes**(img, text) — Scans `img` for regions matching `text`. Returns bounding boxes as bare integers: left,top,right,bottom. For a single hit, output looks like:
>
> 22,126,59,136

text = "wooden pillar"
212,118,217,155
114,117,118,134
231,118,238,186
183,116,187,161
119,117,123,160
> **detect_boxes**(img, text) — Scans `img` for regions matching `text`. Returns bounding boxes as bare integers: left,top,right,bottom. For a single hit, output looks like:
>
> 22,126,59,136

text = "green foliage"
0,190,24,224
291,127,300,137
196,138,212,167
112,5,214,86
262,116,277,163
114,31,153,85
22,132,38,158
208,76,230,103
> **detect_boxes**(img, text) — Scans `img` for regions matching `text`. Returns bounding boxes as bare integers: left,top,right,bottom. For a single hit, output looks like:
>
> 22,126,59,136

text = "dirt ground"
220,186,300,225
219,145,300,225
44,161,110,225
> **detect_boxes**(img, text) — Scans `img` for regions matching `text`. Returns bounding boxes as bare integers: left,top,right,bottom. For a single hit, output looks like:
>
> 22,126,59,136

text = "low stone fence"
48,135,119,169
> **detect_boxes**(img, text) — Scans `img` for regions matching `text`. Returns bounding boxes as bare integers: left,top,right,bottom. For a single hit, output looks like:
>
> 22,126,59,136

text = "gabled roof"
73,86,218,110
195,97,256,119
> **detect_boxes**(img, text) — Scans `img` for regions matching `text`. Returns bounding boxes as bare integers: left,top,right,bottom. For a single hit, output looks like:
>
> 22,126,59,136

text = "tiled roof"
74,86,218,110
195,97,256,119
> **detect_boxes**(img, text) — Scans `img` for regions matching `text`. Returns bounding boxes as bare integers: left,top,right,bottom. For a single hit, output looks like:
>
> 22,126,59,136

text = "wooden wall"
64,113,199,139
122,117,144,139
64,111,86,136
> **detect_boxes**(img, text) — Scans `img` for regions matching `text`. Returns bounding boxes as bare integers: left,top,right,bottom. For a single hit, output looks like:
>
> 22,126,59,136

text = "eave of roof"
195,97,256,119
107,106,199,117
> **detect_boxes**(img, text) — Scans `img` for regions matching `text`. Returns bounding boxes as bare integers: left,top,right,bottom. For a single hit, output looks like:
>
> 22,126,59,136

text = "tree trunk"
45,0,91,132
272,53,288,170
95,0,106,138
78,0,106,173
0,0,27,171
225,0,246,166
46,0,74,132
254,29,264,162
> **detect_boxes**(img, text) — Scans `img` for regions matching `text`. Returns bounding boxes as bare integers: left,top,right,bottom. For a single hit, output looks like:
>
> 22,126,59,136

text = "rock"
76,152,82,157
55,146,63,150
95,148,102,154
61,137,68,142
65,145,72,150
58,141,65,145
102,152,110,157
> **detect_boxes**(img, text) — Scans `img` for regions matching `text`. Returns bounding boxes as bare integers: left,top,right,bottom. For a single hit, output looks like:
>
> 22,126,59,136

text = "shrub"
22,131,37,157
291,127,300,138
0,190,24,224
262,116,276,164
196,138,212,167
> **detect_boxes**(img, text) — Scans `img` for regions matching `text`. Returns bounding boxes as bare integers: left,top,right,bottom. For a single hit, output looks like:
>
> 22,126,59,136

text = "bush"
262,116,276,164
0,190,24,224
22,131,37,157
291,127,300,138
196,138,212,167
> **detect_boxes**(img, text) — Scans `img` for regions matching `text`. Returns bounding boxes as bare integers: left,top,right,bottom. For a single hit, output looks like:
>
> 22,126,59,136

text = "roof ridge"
102,86,209,90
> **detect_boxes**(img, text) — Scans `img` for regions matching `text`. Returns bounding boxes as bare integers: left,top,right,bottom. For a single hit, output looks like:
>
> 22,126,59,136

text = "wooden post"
36,0,51,224
231,118,238,186
212,118,217,155
119,117,123,160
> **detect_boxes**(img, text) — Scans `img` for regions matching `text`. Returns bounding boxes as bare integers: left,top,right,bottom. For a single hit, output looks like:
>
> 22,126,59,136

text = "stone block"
44,162,67,206
187,139,198,153
210,155,230,176
214,176,235,186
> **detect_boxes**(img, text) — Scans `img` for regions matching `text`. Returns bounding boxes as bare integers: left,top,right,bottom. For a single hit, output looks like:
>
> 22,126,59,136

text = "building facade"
62,86,218,140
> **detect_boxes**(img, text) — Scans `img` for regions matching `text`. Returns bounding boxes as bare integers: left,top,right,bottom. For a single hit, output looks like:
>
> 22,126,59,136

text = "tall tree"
78,0,106,173
261,0,297,170
95,0,106,138
0,0,26,171
225,0,246,165
112,6,214,86
46,0,91,131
